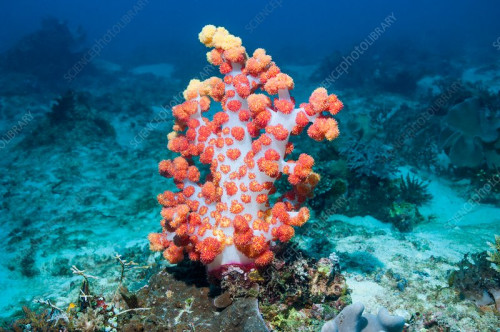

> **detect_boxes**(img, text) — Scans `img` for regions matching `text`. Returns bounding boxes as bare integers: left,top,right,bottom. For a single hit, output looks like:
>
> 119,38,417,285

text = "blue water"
1,0,500,330
2,1,499,63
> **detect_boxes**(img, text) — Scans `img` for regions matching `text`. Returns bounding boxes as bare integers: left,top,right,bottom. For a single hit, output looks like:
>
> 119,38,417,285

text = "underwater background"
1,0,500,330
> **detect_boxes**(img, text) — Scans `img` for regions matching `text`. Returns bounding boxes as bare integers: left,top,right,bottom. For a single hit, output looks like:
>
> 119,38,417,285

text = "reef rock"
213,297,269,332
443,97,500,168
125,267,270,332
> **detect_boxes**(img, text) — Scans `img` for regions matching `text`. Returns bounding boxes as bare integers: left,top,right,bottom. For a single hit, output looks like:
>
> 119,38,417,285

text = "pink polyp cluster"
148,25,343,273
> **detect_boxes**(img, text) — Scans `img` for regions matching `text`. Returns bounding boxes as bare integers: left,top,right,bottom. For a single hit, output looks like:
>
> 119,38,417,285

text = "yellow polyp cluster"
199,25,242,51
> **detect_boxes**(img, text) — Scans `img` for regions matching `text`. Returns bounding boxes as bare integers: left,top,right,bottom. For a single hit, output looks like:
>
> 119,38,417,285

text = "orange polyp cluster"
245,48,272,76
264,73,294,95
223,46,246,64
274,99,295,114
148,25,343,274
196,237,223,264
233,74,251,98
308,117,340,141
163,245,184,264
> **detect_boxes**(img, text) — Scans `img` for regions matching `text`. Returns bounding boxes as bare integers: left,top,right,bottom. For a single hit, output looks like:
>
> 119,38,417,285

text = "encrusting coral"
148,25,343,275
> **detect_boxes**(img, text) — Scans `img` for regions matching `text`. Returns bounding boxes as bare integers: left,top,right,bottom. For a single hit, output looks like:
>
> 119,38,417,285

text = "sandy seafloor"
1,59,499,331
297,168,500,331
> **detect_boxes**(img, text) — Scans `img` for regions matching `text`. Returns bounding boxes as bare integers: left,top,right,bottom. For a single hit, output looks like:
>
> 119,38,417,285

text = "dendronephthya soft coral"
148,25,343,275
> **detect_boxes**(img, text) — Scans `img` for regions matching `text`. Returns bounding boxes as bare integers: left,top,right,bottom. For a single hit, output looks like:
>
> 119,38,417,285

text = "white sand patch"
402,167,500,255
415,75,444,97
346,278,386,311
332,214,392,232
462,62,500,93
